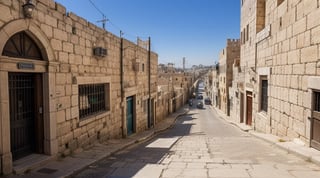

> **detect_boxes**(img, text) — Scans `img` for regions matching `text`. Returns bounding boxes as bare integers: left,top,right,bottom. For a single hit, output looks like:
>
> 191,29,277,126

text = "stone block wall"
0,0,158,173
218,39,240,115
239,0,320,144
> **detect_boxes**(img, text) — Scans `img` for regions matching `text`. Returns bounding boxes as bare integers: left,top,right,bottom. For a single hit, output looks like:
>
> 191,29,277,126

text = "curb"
211,106,320,167
64,137,148,178
210,106,251,132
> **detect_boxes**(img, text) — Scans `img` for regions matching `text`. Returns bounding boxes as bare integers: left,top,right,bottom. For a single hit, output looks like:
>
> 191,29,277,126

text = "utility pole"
120,31,125,137
97,15,107,30
147,37,153,128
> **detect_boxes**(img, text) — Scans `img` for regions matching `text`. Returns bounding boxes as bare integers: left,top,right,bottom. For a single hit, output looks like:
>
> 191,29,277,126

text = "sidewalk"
211,106,320,166
9,106,189,178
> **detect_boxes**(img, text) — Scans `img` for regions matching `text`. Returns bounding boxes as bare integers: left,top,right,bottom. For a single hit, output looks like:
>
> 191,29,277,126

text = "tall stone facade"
217,39,240,115
156,64,194,123
237,0,320,150
210,66,219,108
0,0,158,174
229,58,244,123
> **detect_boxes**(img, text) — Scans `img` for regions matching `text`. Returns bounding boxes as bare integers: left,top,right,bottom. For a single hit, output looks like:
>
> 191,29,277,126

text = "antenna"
97,15,107,30
88,0,108,30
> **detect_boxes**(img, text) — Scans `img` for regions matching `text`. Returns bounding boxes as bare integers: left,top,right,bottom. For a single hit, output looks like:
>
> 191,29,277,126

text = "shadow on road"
73,113,196,178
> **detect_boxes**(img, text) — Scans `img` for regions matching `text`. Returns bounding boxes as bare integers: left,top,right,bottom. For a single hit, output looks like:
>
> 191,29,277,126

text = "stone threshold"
13,154,53,174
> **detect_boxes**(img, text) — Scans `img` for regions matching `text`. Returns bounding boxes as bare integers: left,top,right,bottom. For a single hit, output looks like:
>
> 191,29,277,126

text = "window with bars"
79,83,109,119
260,79,268,112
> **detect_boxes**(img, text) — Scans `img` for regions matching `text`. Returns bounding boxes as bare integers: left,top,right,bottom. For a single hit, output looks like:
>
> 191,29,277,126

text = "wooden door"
240,93,244,123
246,93,252,126
9,73,44,160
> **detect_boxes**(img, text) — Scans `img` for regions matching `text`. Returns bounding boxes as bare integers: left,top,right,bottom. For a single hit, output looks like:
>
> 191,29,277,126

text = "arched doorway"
2,31,44,160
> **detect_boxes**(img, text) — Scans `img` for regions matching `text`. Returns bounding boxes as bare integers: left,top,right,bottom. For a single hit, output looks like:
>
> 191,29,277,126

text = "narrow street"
72,99,320,178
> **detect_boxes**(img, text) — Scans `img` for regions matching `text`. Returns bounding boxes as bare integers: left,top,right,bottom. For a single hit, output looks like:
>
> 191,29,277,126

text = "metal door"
9,73,43,160
311,92,320,150
246,92,252,126
126,96,134,135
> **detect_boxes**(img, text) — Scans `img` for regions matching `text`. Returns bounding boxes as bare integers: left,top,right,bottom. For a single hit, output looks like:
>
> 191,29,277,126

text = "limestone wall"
0,0,158,172
240,0,320,144
218,39,240,115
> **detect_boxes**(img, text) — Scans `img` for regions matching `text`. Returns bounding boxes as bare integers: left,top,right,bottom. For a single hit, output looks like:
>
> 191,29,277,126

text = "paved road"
72,101,320,178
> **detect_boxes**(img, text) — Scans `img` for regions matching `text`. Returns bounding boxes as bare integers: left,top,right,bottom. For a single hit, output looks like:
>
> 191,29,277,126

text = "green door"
126,97,134,135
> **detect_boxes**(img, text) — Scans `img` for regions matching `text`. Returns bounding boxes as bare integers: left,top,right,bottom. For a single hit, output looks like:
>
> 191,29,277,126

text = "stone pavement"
211,106,320,166
7,106,189,178
9,104,320,178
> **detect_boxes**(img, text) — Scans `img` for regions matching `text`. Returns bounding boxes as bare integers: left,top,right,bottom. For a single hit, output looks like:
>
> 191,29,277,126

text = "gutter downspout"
120,34,126,137
148,37,153,128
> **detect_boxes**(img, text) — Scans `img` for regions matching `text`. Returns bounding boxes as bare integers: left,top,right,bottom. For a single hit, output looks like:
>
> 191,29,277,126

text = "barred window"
260,79,268,112
79,83,109,119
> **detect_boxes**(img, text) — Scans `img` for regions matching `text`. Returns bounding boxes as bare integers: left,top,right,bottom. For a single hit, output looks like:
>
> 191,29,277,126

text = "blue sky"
55,0,240,68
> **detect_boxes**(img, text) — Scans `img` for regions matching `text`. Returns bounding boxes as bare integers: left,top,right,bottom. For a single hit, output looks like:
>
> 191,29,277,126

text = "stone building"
228,58,244,123
238,0,320,150
157,64,194,120
204,70,213,99
155,84,171,123
0,0,158,174
210,65,220,107
217,39,240,115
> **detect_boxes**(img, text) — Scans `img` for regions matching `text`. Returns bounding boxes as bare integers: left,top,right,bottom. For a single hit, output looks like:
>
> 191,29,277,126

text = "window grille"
79,83,107,119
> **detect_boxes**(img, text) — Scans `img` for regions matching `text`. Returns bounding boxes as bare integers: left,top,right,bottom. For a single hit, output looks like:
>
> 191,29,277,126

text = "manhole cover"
37,168,58,174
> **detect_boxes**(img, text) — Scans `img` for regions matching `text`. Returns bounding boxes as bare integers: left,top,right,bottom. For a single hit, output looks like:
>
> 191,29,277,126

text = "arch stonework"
0,19,58,174
0,19,55,61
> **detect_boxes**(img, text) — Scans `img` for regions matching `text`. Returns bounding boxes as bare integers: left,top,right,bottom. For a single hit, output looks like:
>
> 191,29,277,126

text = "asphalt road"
72,99,320,178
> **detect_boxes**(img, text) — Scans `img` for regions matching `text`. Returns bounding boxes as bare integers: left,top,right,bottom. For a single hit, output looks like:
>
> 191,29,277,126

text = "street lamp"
22,0,35,18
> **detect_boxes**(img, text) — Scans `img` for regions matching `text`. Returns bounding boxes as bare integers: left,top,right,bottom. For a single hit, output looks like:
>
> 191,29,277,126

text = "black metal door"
9,73,39,160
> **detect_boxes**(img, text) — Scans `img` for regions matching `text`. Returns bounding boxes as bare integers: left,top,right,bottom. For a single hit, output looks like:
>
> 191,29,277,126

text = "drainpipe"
148,37,152,128
254,42,257,73
120,33,125,137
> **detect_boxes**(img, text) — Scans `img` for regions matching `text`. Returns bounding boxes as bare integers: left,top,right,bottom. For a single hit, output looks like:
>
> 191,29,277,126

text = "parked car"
204,98,211,105
197,101,204,109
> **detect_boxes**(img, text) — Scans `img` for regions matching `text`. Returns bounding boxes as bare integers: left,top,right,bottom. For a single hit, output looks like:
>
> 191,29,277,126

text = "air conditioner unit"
93,47,107,57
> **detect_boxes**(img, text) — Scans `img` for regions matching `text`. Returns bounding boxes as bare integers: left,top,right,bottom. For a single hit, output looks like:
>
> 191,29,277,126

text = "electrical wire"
88,0,105,17
87,0,150,41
